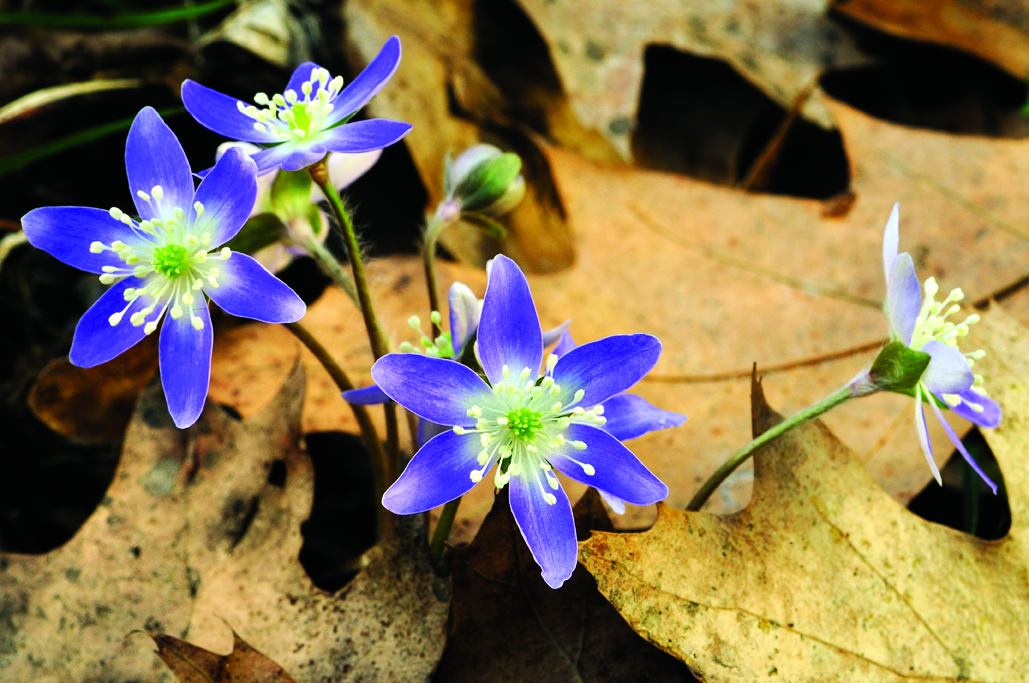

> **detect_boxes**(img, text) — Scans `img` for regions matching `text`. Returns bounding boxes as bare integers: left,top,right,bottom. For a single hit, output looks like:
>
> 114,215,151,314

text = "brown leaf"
343,0,581,273
434,488,697,682
1,362,449,681
151,630,296,683
578,306,1029,682
27,333,159,441
834,0,1029,81
516,0,870,156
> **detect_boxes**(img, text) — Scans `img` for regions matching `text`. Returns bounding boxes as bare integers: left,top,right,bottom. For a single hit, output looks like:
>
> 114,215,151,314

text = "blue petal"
125,107,195,221
342,384,390,405
882,202,900,283
284,62,323,98
598,490,626,515
914,385,941,486
600,393,687,441
205,252,306,323
448,281,480,357
180,80,278,143
278,145,330,173
549,423,668,506
159,300,213,428
951,389,1001,429
542,319,572,349
920,340,974,395
552,329,577,358
325,36,402,125
22,207,139,273
478,255,543,385
417,419,449,448
319,119,412,154
928,391,998,494
371,354,495,427
248,144,302,176
382,429,481,514
190,146,258,246
509,470,577,589
552,334,661,408
887,254,920,346
69,277,149,367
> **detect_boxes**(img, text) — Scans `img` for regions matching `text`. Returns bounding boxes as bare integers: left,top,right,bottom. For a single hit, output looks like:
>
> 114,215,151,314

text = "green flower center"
236,67,345,143
506,406,544,441
152,244,190,278
290,102,312,131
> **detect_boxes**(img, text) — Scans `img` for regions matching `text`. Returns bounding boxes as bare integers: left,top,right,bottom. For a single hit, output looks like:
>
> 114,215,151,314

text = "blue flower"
370,255,670,588
181,36,412,175
882,203,1001,491
20,107,306,429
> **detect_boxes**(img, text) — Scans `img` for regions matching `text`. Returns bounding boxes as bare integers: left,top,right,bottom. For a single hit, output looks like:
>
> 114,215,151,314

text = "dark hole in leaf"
907,428,1011,540
218,403,243,421
633,45,851,199
823,12,1029,137
298,431,378,593
267,459,287,488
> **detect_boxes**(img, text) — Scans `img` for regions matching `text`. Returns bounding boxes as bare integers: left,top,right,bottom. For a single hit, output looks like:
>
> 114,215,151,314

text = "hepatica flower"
21,107,306,428
371,256,669,588
880,203,1001,491
182,36,411,175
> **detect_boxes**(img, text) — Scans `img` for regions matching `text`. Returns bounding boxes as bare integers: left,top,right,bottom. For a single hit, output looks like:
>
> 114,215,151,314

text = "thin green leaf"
0,0,234,28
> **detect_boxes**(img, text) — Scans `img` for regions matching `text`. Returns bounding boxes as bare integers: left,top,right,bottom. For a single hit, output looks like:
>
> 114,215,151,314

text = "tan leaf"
834,0,1029,81
516,0,870,156
577,305,1029,682
150,630,296,683
0,363,448,682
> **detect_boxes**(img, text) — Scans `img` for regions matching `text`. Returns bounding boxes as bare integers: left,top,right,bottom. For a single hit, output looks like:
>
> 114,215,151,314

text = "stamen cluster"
453,359,605,504
237,68,344,143
88,186,231,334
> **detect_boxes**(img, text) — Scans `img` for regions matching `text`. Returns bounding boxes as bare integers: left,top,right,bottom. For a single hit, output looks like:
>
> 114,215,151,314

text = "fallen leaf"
516,0,870,157
578,305,1029,682
434,488,697,682
151,630,297,683
27,333,159,442
198,0,312,69
0,362,449,681
343,0,582,273
833,0,1029,81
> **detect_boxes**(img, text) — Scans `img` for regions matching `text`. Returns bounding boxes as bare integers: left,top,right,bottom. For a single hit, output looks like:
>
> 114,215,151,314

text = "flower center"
88,189,232,336
506,406,543,441
237,68,345,143
452,361,607,505
152,244,189,278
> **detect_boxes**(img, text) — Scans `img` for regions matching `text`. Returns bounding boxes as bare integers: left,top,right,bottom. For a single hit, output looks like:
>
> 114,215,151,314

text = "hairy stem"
687,385,853,511
429,497,461,568
422,213,450,338
299,236,358,306
284,321,388,536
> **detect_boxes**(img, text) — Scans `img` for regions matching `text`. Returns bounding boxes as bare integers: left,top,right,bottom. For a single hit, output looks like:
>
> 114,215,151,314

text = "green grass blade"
0,0,234,28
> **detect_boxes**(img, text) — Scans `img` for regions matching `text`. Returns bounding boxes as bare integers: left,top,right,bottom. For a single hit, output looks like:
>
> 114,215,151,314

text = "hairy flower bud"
443,144,525,217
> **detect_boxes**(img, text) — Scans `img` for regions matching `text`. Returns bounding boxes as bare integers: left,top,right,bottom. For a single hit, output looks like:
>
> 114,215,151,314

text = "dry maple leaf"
0,363,449,682
435,488,696,682
151,630,297,683
578,305,1029,682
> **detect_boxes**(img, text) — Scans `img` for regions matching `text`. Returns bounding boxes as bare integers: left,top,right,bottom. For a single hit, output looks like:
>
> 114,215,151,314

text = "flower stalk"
428,497,460,568
422,213,452,338
686,384,853,512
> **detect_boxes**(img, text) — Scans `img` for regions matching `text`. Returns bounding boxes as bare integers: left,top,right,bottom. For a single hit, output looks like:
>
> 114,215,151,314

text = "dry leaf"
198,0,312,69
27,333,159,442
151,630,297,683
834,0,1029,81
516,0,870,157
343,0,581,272
577,305,1029,682
434,488,696,682
0,362,448,681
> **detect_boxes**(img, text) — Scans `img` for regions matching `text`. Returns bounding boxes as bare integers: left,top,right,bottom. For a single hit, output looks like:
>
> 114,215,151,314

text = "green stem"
284,321,387,537
422,214,451,339
429,497,461,568
309,156,400,500
687,386,853,511
309,157,390,360
299,236,359,306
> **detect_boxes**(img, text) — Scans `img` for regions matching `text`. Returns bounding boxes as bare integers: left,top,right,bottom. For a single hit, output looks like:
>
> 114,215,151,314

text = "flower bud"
443,144,525,217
